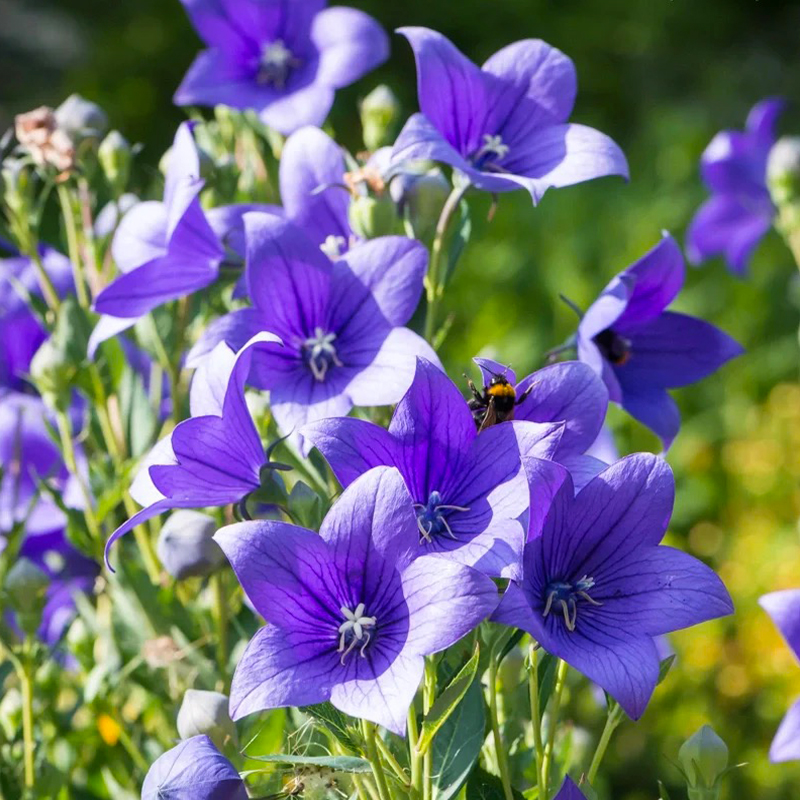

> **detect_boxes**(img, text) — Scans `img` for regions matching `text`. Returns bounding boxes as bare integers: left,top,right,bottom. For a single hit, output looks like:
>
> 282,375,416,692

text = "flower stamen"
472,134,510,169
337,603,377,665
302,327,343,382
543,575,601,632
413,491,470,544
256,40,300,88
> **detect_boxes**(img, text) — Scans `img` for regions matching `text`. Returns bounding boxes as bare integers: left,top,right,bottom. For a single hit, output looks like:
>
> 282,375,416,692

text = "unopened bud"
360,85,401,151
15,107,75,175
156,510,224,580
768,137,800,208
159,142,215,183
391,166,450,241
98,131,132,196
177,690,236,750
29,337,73,409
288,481,324,530
5,558,49,634
54,94,108,147
348,195,401,240
0,689,22,740
678,725,729,799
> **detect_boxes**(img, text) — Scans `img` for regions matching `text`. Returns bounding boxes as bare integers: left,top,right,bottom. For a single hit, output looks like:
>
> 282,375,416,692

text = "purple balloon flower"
575,234,743,448
303,357,563,577
494,454,733,719
104,332,282,568
89,122,225,355
215,466,498,734
555,776,587,800
142,734,247,800
759,589,800,762
391,28,628,202
0,241,73,390
687,99,783,276
173,0,389,136
471,357,609,490
188,214,438,454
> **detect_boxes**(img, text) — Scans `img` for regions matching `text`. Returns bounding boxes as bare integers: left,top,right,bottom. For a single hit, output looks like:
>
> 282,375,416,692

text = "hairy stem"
586,702,623,785
407,704,422,794
422,659,437,800
362,720,392,800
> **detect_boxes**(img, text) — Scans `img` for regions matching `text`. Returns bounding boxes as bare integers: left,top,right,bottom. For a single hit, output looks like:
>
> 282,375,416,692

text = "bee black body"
466,371,533,431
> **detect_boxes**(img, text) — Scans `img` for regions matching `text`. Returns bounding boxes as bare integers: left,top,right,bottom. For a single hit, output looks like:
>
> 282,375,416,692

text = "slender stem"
407,704,422,794
541,659,569,795
488,644,514,800
362,720,392,800
351,775,373,800
423,184,470,344
28,248,61,312
528,644,545,794
212,571,229,686
19,638,35,789
77,176,102,296
586,703,623,785
375,735,413,793
422,659,436,800
57,184,90,308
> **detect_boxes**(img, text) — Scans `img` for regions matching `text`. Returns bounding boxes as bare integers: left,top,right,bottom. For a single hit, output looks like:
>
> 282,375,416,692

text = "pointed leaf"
465,766,525,799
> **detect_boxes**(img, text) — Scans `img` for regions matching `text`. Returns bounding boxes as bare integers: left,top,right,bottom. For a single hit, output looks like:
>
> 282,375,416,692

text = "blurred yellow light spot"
98,713,121,746
688,521,724,557
717,664,750,698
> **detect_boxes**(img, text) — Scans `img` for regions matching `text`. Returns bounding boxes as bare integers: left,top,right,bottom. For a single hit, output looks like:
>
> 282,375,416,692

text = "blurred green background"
4,0,800,797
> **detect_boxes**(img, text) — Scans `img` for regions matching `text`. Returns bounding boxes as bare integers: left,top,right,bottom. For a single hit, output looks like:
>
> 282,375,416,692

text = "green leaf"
444,198,472,283
657,654,677,686
432,677,485,800
118,364,158,458
465,766,525,799
301,702,361,751
657,780,672,800
536,652,558,710
418,642,480,755
246,754,372,773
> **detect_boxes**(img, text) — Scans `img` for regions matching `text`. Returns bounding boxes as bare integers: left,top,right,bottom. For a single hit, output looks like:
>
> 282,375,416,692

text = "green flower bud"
678,725,729,799
348,194,401,240
98,131,132,197
5,558,49,635
1,158,34,220
66,617,94,668
29,337,74,409
391,167,450,241
0,689,22,740
176,689,237,750
360,85,400,151
768,137,800,206
54,94,108,147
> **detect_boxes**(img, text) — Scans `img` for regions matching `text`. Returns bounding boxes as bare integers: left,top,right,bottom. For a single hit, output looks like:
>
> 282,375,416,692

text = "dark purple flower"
687,99,783,276
575,234,743,448
303,358,563,577
0,241,73,390
471,357,609,490
104,332,282,568
173,0,389,136
494,454,732,719
187,214,437,454
759,589,800,762
215,466,498,733
554,777,587,800
391,28,628,202
142,734,247,800
90,122,225,355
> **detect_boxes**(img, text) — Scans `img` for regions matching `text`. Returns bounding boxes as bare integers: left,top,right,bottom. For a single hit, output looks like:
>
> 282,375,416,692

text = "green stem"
528,644,545,795
422,659,436,800
57,184,90,308
362,720,392,800
407,704,422,795
541,659,568,795
28,248,61,313
586,703,623,785
488,642,514,800
375,735,414,796
212,571,229,686
19,638,35,790
423,184,470,344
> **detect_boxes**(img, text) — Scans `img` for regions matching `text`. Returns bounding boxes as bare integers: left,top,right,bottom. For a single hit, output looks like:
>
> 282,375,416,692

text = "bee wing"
477,397,498,432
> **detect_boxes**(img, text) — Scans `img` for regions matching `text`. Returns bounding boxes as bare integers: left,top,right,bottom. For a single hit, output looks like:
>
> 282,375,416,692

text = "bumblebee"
466,367,534,431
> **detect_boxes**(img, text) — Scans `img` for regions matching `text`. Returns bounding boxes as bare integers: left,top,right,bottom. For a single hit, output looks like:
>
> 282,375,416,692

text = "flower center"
302,327,343,382
472,134,510,170
337,603,377,664
256,39,300,88
320,234,348,260
543,575,602,632
413,490,470,544
593,328,632,366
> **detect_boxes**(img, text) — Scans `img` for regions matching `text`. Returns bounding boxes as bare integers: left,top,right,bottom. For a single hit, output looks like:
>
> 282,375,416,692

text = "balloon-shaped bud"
177,689,236,750
156,510,224,580
360,85,401,151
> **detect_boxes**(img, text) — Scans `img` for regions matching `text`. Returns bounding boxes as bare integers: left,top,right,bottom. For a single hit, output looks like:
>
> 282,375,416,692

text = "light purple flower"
173,0,389,136
575,234,743,448
555,776,587,800
142,734,247,800
471,357,609,490
104,332,282,568
0,240,73,390
687,99,783,276
759,589,800,762
188,214,438,454
494,454,732,719
215,466,498,734
391,28,628,203
303,357,563,578
89,122,225,355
